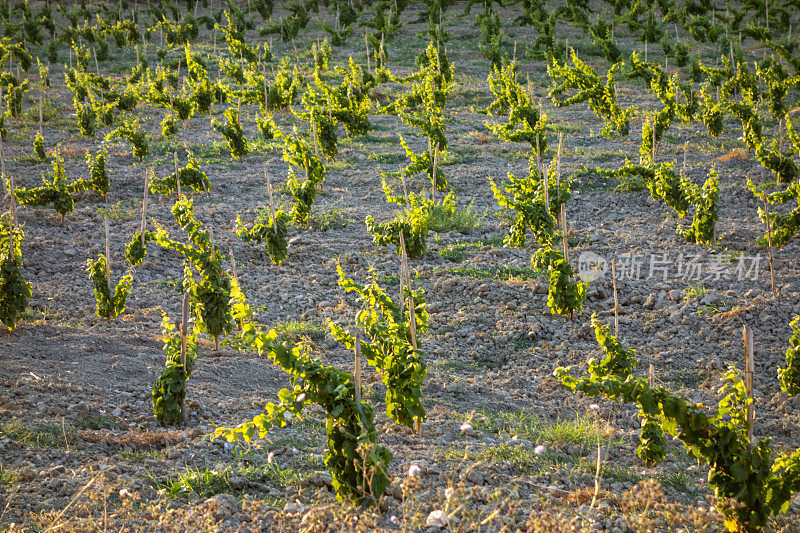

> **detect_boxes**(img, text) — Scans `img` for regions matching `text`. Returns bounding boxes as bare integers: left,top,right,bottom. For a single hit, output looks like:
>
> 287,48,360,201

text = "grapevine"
0,216,31,332
212,108,250,160
149,153,211,195
86,254,133,321
677,167,720,244
152,312,198,426
556,341,800,531
235,208,289,266
214,326,391,505
531,245,587,318
329,262,428,429
778,316,800,397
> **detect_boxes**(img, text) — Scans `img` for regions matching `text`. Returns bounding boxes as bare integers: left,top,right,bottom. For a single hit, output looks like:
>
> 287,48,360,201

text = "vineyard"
2,0,800,530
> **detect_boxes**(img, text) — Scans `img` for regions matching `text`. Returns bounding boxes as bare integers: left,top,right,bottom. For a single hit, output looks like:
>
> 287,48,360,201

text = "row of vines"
0,0,799,529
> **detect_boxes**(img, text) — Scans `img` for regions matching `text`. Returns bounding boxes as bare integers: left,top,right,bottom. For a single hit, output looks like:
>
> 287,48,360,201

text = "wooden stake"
651,120,657,162
408,294,418,351
312,119,319,158
399,231,409,313
104,217,112,294
681,143,688,177
431,144,439,201
39,90,43,134
400,172,409,206
0,128,5,199
141,169,150,251
229,247,238,281
174,152,181,199
93,46,100,76
560,204,569,266
762,198,777,297
264,69,269,114
180,291,190,423
365,32,370,74
354,330,362,404
743,324,754,442
556,133,563,228
265,167,277,233
611,259,619,338
535,133,542,175
8,174,15,228
7,195,12,262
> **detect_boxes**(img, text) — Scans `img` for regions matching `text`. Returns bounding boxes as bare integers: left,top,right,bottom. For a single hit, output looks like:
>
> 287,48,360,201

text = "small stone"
465,468,484,485
229,476,246,490
425,509,448,528
283,501,306,513
204,493,238,519
304,472,332,488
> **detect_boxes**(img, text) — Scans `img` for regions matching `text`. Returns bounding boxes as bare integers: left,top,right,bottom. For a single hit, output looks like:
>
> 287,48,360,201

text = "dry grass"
77,429,190,449
716,148,748,162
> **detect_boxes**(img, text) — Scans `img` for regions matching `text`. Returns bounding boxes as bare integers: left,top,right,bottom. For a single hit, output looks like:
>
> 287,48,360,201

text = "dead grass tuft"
717,148,748,162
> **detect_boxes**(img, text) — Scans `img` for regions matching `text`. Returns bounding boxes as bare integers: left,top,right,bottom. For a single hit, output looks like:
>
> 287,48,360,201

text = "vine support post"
556,133,563,229
174,152,181,199
365,31,370,75
408,287,420,436
611,259,619,338
180,291,190,424
93,46,100,76
743,324,754,443
431,144,439,201
8,174,14,261
762,198,777,297
560,204,569,268
265,167,277,234
39,88,43,135
0,128,5,200
651,119,657,163
354,329,362,405
228,247,237,281
141,169,150,251
537,133,549,215
399,231,410,314
104,216,112,296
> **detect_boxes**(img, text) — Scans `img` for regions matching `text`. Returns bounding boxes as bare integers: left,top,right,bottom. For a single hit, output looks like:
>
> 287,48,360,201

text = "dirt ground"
2,1,800,531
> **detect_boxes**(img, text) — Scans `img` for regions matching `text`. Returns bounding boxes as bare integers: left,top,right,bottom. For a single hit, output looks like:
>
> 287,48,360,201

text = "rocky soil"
2,2,800,531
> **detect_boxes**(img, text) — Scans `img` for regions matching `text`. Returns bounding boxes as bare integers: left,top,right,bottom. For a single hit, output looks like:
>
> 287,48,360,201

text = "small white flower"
589,403,600,411
284,412,293,419
460,422,472,432
267,451,275,464
445,487,455,500
296,393,306,402
534,445,546,455
408,464,421,477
